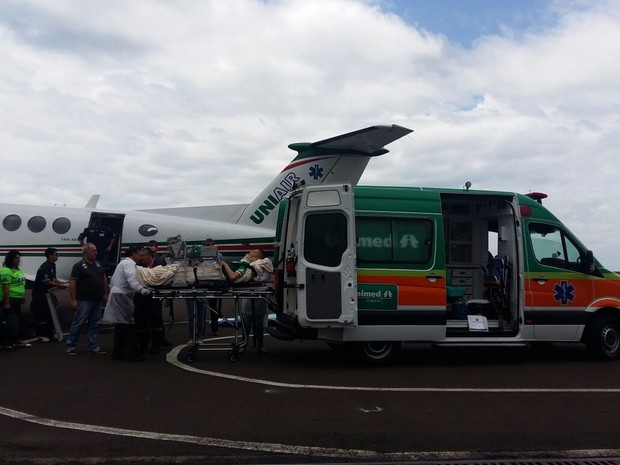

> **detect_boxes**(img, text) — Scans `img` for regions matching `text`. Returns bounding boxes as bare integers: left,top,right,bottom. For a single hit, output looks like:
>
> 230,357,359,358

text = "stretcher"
151,283,274,363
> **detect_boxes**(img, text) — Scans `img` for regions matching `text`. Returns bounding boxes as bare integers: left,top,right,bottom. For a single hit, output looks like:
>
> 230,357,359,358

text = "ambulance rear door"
296,184,357,327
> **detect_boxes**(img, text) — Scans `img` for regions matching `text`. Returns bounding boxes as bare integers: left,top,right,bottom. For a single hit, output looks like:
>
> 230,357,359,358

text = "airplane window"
3,214,22,232
28,215,47,233
52,217,71,234
139,224,159,237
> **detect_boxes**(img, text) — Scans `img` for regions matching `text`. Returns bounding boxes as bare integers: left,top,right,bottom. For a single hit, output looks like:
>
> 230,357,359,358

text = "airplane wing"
306,124,412,155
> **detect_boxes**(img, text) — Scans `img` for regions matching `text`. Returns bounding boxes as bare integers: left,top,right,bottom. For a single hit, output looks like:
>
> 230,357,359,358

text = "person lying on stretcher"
221,249,273,283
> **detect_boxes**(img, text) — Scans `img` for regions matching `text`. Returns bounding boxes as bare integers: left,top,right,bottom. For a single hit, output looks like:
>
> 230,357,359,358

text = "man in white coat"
102,246,151,361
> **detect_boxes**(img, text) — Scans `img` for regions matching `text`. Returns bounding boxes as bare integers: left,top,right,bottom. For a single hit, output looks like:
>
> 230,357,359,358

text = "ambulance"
269,182,620,365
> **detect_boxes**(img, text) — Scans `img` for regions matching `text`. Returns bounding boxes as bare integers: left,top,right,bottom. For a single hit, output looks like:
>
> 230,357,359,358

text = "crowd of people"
0,226,272,360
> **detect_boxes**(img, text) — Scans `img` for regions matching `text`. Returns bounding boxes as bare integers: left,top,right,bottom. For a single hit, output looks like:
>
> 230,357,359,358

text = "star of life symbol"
309,164,323,180
553,280,575,305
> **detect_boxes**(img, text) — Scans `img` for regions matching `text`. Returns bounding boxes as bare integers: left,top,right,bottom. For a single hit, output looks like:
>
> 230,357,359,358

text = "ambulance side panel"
344,187,446,342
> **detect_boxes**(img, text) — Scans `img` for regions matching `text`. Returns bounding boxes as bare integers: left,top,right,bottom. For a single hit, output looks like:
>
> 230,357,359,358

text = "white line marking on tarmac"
3,405,620,461
167,345,620,393
2,344,620,459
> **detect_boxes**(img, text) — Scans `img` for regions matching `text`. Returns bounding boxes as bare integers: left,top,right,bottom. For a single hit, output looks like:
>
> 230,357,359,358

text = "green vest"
0,266,26,299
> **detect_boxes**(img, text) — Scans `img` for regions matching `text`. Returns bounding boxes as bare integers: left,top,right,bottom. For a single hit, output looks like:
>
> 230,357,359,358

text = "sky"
1,0,620,268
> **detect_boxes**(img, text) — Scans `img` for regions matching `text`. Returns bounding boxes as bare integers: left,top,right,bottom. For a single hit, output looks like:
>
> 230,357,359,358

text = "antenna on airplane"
464,181,472,191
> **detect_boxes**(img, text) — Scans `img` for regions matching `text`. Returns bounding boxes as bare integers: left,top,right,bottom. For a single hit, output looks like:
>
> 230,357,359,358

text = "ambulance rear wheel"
587,315,620,361
357,341,401,366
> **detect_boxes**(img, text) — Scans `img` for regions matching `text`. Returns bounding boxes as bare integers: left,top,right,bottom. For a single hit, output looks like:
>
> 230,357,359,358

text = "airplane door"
296,184,357,327
85,212,125,276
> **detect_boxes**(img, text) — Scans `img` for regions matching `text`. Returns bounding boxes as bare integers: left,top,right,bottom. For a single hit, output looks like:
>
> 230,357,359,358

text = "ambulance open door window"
303,212,348,267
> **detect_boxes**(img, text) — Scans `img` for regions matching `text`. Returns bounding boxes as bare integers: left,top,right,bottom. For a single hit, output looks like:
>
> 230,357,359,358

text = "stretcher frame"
151,284,274,363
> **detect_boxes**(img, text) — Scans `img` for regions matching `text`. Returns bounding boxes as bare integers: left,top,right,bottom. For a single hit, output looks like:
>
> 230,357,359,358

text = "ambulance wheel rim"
364,341,392,359
358,341,401,366
588,315,620,361
600,324,619,356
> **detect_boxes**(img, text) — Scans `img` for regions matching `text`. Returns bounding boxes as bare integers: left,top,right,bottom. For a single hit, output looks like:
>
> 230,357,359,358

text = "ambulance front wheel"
586,314,620,361
357,341,401,366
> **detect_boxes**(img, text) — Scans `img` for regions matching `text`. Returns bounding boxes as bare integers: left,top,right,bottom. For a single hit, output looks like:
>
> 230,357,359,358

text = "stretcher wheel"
186,348,196,363
228,350,238,363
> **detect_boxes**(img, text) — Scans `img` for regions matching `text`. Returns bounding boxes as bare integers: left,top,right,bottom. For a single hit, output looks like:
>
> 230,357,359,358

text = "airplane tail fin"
237,124,412,229
85,194,100,209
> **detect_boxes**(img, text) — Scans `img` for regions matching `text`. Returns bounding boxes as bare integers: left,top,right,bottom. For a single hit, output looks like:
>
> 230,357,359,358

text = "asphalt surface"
2,293,620,465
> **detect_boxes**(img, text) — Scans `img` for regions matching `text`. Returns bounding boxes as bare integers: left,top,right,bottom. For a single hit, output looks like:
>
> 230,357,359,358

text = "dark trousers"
0,304,20,345
134,294,164,351
112,324,139,360
241,299,266,349
208,298,221,334
31,292,54,338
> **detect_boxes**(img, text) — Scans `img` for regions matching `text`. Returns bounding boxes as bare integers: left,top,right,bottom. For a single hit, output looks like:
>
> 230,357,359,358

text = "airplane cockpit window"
28,215,47,233
3,214,22,232
52,217,71,234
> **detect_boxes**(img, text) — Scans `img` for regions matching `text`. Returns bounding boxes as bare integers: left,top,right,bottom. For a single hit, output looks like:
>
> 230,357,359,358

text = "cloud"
1,0,619,267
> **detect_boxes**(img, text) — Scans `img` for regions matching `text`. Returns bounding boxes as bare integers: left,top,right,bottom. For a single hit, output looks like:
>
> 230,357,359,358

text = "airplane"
0,124,412,281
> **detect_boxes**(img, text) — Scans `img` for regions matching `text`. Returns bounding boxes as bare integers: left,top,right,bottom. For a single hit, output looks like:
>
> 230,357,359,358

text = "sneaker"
39,336,51,343
186,339,194,346
65,346,77,355
15,341,32,348
88,346,107,355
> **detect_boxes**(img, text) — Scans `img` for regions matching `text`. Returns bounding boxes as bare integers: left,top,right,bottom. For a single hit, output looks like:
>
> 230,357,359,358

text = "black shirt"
33,260,56,296
70,259,106,300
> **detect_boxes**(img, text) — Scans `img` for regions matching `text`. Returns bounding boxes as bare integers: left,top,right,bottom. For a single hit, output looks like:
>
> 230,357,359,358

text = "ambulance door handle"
534,276,548,285
425,274,443,283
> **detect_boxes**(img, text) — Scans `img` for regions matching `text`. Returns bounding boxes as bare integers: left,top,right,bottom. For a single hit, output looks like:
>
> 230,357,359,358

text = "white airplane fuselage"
0,203,273,281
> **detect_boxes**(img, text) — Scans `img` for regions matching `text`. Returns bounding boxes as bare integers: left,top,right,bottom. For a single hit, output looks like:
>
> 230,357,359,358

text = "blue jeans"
185,299,205,340
65,300,102,351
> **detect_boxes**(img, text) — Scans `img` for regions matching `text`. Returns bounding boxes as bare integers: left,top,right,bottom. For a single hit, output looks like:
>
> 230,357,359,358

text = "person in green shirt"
1,250,31,348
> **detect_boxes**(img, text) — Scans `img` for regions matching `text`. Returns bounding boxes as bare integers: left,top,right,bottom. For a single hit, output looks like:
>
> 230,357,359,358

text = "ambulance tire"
357,341,401,366
586,314,620,361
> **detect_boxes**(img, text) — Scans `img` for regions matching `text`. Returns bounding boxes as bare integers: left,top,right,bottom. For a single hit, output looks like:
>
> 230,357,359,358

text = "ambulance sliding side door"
296,184,357,327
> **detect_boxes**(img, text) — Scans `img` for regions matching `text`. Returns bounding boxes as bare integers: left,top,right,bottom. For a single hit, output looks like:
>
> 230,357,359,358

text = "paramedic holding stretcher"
102,246,152,362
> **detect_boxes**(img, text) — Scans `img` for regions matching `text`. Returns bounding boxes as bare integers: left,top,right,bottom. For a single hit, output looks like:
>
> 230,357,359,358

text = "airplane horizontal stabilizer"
288,124,412,157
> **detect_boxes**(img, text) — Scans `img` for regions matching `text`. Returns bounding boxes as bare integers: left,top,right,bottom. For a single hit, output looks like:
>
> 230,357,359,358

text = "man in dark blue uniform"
31,247,68,341
78,216,116,271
